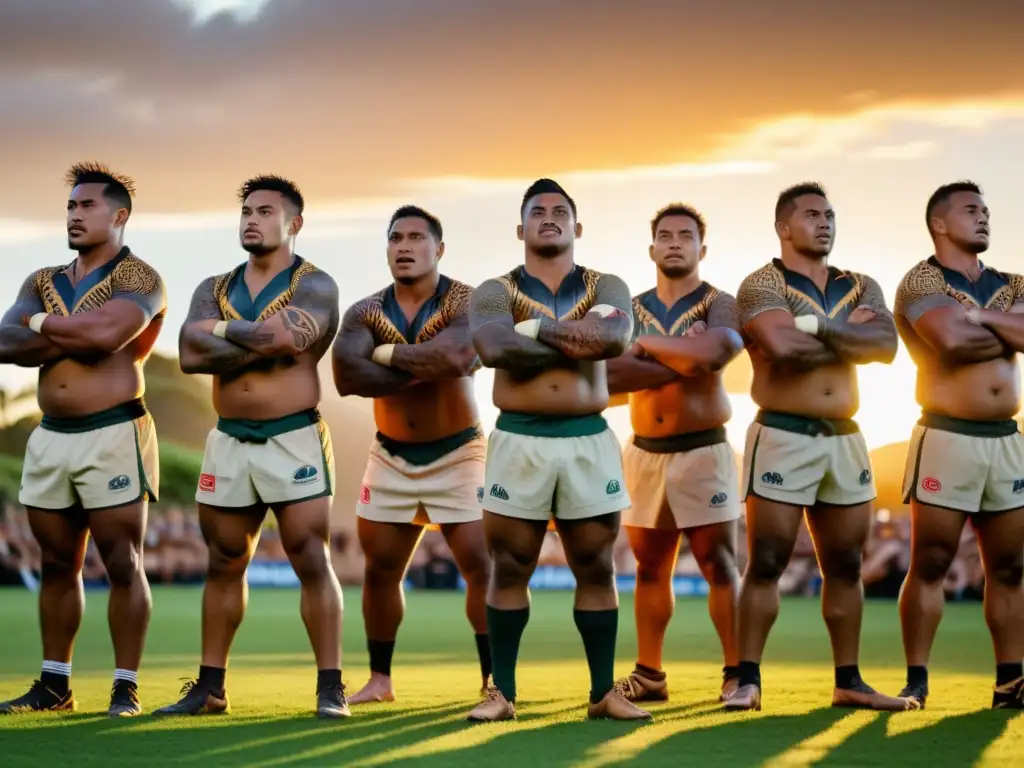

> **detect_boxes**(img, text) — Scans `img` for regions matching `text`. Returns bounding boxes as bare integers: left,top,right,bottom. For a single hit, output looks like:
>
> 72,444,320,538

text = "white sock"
113,668,139,685
41,660,72,678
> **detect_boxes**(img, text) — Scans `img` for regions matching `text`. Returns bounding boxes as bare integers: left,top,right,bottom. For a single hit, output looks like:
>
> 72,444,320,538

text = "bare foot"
348,673,396,705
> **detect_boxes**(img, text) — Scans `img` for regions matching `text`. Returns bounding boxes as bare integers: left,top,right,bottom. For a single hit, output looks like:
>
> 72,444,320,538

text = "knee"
820,548,863,585
102,539,144,587
40,549,79,581
461,552,492,586
913,546,956,584
987,557,1024,589
570,549,615,591
285,537,332,583
207,540,251,580
364,557,406,588
747,544,789,584
700,547,739,587
491,549,535,592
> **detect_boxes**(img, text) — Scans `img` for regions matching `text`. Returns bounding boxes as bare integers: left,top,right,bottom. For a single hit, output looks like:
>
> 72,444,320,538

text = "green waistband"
40,399,148,434
495,410,608,438
756,409,860,437
919,411,1019,438
377,424,483,466
217,408,320,444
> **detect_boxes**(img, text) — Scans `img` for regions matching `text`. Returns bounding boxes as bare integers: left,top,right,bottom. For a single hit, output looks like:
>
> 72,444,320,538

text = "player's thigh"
907,500,968,580
88,500,149,577
483,510,547,580
440,520,489,576
358,516,425,575
686,519,739,570
743,495,805,580
198,502,266,565
971,507,1024,585
806,501,872,580
272,495,334,564
26,505,89,572
555,512,620,574
626,526,682,580
741,424,827,508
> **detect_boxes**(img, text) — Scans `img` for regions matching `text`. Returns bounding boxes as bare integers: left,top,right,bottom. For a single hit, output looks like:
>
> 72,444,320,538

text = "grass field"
0,586,1020,766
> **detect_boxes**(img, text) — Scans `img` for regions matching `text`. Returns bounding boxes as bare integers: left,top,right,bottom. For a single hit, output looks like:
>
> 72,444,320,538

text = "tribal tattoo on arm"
178,277,260,375
470,278,565,370
535,273,634,360
0,272,67,367
390,313,479,380
821,275,899,365
332,302,416,397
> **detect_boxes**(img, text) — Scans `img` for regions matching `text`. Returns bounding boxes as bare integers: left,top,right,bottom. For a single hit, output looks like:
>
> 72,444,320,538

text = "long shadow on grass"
815,708,1021,767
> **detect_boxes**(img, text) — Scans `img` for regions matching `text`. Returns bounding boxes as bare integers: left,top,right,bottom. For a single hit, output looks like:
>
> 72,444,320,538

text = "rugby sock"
738,661,761,689
368,639,396,677
474,633,493,681
317,668,342,691
834,665,862,690
996,662,1023,686
573,608,618,704
724,665,740,680
198,665,226,692
487,605,529,703
635,663,665,681
113,669,139,686
907,665,928,689
40,660,71,695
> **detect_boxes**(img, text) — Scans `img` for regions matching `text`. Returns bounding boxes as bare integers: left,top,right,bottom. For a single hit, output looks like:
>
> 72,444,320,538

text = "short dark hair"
238,174,304,215
651,203,706,241
925,180,983,231
775,181,828,222
388,205,443,241
520,178,577,218
64,161,135,214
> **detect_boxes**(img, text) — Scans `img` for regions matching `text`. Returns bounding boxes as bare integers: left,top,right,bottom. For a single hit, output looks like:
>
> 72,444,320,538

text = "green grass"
0,587,1020,766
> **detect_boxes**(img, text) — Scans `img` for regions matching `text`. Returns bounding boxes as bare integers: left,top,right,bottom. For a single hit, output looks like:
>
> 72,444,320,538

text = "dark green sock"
573,608,618,703
487,605,529,703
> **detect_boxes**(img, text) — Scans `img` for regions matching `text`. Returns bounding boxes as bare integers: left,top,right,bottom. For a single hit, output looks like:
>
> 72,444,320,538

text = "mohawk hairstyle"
651,203,707,241
389,205,443,241
64,161,135,213
925,180,983,232
775,181,828,223
520,178,577,218
238,174,304,215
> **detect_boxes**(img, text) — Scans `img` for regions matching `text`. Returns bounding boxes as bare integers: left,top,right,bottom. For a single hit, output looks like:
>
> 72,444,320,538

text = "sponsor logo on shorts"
921,477,941,493
476,486,484,502
761,471,783,486
359,485,371,504
710,492,728,507
606,480,621,495
859,469,871,486
108,474,131,492
489,484,509,501
198,473,216,493
292,465,318,484
1013,479,1024,494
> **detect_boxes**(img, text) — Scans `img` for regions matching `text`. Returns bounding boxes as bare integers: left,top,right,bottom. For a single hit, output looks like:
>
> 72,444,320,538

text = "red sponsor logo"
921,477,941,493
198,473,216,493
359,485,371,504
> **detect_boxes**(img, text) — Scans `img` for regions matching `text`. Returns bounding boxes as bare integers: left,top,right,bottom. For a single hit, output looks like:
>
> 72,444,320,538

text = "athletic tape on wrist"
213,320,228,338
793,315,820,335
514,319,541,339
27,313,48,334
372,344,396,366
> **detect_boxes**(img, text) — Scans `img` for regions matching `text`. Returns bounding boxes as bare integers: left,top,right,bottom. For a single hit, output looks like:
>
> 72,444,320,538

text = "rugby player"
156,175,347,718
333,205,491,704
606,203,744,703
729,182,911,712
0,163,166,717
895,180,1024,709
464,178,650,722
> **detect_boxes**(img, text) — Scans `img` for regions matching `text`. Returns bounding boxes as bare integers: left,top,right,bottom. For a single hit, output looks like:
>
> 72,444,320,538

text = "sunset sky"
2,0,1024,454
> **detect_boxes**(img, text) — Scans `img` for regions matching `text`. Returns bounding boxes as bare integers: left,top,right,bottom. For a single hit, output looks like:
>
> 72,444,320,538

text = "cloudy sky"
2,0,1023,452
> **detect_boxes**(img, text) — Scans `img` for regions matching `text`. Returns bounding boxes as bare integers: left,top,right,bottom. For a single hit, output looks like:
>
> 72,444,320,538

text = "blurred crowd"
0,503,985,601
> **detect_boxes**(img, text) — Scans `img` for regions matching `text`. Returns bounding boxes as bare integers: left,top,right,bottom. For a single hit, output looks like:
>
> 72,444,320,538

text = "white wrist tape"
793,315,820,335
28,313,48,334
514,319,541,339
213,320,228,338
372,344,396,366
587,304,620,318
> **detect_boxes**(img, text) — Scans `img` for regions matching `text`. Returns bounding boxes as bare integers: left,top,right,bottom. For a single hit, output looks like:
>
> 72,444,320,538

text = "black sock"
474,633,492,682
198,665,226,692
487,605,530,703
996,662,1023,686
368,639,396,677
738,660,761,689
635,663,665,681
40,671,69,696
834,665,861,690
573,608,618,703
317,668,342,691
723,665,740,680
907,665,928,690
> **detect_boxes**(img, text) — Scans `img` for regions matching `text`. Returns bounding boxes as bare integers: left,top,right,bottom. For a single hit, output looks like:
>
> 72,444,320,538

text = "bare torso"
493,362,608,415
630,374,731,437
749,352,860,420
213,355,322,420
376,377,479,441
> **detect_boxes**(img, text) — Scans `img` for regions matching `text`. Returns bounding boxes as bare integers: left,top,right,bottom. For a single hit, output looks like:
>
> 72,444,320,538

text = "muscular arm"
820,277,899,365
636,294,745,376
737,276,838,370
0,273,67,367
606,348,681,395
534,274,634,360
332,304,416,398
178,277,259,375
222,270,339,358
470,279,565,370
390,314,479,380
971,303,1024,353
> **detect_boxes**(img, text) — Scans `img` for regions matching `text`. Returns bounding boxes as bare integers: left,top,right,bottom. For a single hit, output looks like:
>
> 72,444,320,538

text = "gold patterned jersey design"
738,262,868,325
360,278,474,345
498,266,602,324
33,256,163,316
896,259,1024,316
213,260,318,321
633,285,722,337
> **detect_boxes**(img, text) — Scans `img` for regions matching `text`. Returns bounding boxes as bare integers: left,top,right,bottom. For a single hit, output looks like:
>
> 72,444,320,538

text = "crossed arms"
469,273,633,371
178,270,339,375
0,269,164,367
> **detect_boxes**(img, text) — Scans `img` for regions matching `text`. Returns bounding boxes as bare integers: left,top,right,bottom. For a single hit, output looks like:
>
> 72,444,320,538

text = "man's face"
387,216,443,284
933,190,990,254
239,190,300,255
650,214,705,278
518,192,580,257
66,183,123,251
780,193,835,258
